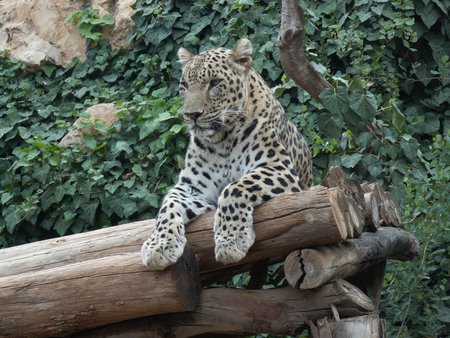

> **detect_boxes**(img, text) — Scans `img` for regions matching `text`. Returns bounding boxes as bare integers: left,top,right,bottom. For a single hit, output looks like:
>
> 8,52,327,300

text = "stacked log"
0,167,418,337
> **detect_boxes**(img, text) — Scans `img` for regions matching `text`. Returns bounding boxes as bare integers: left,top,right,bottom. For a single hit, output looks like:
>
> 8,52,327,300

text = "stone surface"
0,0,136,67
59,103,121,147
0,0,86,67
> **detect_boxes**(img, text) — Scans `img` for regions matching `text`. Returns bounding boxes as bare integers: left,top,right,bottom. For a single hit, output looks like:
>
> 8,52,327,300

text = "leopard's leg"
214,162,302,264
141,182,214,269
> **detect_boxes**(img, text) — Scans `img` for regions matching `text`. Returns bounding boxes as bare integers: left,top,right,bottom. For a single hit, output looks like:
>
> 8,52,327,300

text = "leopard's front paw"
141,224,186,270
214,209,255,265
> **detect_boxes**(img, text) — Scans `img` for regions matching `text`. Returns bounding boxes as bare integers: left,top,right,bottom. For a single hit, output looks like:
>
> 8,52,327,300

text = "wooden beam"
0,246,200,337
0,186,359,282
284,227,419,289
312,315,386,338
71,280,374,338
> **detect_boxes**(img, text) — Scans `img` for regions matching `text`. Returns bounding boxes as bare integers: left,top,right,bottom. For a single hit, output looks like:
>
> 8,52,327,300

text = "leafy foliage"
380,132,450,337
0,0,449,336
65,8,115,42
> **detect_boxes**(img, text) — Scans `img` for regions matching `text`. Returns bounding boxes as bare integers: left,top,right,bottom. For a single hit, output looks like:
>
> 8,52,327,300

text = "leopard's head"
177,39,253,138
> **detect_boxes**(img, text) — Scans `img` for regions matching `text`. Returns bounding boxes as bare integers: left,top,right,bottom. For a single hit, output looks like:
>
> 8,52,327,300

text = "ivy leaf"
5,207,20,233
169,124,183,134
1,192,13,204
159,112,174,121
384,103,406,132
349,90,378,122
341,153,363,168
0,127,13,138
319,87,350,115
113,141,132,155
317,112,344,139
401,137,419,161
81,199,99,225
54,213,73,236
122,200,138,218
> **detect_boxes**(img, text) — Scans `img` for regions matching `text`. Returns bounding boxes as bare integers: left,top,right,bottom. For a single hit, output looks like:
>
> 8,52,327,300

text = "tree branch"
278,0,332,99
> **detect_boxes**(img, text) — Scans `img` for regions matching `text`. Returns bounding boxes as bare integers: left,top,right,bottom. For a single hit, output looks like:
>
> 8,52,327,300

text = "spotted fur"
141,39,313,269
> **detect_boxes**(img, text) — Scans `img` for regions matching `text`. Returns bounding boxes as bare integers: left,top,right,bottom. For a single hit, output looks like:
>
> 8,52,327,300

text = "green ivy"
65,8,115,42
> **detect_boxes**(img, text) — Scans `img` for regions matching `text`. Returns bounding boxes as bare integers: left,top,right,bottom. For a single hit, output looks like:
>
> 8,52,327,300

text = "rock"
108,0,136,49
0,0,136,67
0,0,87,67
59,103,122,147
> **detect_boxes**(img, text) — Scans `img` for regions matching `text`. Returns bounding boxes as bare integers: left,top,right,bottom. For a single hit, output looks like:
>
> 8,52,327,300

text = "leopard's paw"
214,215,255,265
141,226,186,270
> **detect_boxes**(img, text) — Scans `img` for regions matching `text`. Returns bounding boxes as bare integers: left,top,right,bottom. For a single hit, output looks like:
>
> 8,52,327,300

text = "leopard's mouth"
190,119,222,133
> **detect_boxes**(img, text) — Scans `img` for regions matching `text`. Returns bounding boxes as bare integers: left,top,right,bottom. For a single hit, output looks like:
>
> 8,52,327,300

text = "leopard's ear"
178,47,193,67
231,38,253,72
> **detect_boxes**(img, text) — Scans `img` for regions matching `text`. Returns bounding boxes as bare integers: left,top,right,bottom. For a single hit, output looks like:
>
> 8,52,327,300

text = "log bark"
278,0,332,99
361,182,402,227
0,246,200,337
322,167,367,235
312,315,386,338
284,227,419,289
0,187,358,282
71,280,374,338
364,191,381,231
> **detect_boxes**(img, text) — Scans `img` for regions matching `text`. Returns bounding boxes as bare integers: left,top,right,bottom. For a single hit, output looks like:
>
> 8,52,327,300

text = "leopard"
141,39,313,270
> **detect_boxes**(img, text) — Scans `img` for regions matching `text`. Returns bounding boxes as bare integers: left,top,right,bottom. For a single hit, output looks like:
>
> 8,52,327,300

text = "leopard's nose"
184,112,202,122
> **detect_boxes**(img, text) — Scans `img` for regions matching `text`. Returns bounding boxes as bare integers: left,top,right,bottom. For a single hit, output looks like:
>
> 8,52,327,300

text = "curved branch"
278,0,332,99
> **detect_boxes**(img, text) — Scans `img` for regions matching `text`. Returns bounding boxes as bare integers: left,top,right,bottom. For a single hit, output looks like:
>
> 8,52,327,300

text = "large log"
312,315,386,338
0,246,200,337
361,182,402,227
322,167,367,236
72,280,374,338
0,186,363,282
284,227,419,289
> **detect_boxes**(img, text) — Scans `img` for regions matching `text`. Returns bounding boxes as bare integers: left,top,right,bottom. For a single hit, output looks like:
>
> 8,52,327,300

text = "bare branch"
279,0,332,99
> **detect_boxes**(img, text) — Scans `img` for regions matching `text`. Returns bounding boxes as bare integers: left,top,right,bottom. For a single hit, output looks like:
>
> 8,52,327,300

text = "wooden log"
0,187,357,282
363,182,402,227
347,261,386,309
0,246,200,337
322,167,367,235
312,315,386,338
71,280,374,337
284,227,419,289
364,191,381,231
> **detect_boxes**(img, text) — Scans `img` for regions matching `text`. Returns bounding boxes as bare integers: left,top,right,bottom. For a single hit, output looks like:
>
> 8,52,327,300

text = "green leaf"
159,112,174,121
148,193,160,208
317,112,344,139
349,90,378,121
122,200,138,218
319,87,350,115
169,124,183,134
81,199,99,225
83,135,98,150
139,120,159,140
400,137,419,161
41,64,56,78
341,153,363,168
113,141,132,155
0,127,13,138
5,207,20,233
384,103,406,132
1,192,13,204
74,87,89,98
54,213,72,236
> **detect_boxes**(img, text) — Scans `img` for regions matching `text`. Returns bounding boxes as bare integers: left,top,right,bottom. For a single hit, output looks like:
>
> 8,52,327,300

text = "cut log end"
171,244,201,311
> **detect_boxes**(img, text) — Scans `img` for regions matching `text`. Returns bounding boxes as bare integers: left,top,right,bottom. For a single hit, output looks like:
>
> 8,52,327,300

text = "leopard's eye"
180,81,188,89
209,79,222,89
